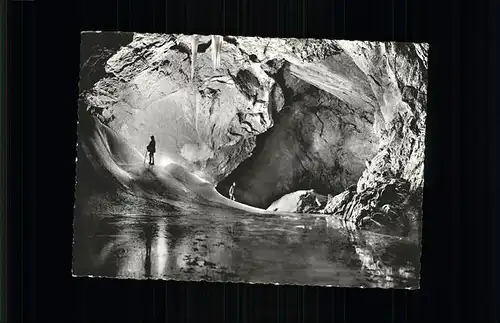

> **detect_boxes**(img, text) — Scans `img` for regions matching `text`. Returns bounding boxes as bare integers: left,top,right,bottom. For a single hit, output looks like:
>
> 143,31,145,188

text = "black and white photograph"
72,32,428,289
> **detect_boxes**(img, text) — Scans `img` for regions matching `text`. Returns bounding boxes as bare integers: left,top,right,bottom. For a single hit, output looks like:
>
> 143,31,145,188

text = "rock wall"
319,42,428,231
79,32,134,95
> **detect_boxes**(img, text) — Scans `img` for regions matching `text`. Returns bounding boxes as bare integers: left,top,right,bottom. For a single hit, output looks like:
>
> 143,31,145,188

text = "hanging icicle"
191,35,199,81
211,35,223,71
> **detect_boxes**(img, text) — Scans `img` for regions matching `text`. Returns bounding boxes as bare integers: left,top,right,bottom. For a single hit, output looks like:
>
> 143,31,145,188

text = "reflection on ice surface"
73,195,420,289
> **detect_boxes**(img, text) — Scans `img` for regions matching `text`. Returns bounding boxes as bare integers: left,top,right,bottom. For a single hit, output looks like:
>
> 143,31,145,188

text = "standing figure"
228,182,236,201
147,136,156,165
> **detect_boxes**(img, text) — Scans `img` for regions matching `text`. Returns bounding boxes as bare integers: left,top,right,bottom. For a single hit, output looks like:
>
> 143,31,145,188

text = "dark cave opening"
216,61,376,208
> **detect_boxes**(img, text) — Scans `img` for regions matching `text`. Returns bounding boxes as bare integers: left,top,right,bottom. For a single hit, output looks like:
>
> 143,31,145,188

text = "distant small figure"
228,182,236,201
146,136,156,165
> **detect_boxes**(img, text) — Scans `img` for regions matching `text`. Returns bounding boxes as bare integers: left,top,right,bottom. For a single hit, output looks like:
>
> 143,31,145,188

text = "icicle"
211,35,223,71
191,35,199,81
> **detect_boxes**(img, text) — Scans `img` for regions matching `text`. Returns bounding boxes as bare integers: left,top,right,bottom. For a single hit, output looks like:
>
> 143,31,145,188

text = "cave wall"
79,32,134,95
336,41,428,192
319,42,428,231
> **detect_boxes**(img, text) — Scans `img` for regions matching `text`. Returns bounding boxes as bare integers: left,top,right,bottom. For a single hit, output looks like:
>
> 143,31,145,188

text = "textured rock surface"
319,42,428,231
79,32,134,95
323,178,416,231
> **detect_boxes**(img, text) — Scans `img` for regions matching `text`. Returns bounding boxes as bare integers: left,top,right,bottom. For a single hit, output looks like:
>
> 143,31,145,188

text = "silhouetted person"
228,182,236,201
147,136,156,165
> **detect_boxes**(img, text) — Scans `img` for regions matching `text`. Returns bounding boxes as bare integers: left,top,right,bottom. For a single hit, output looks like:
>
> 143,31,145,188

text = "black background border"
6,0,500,321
